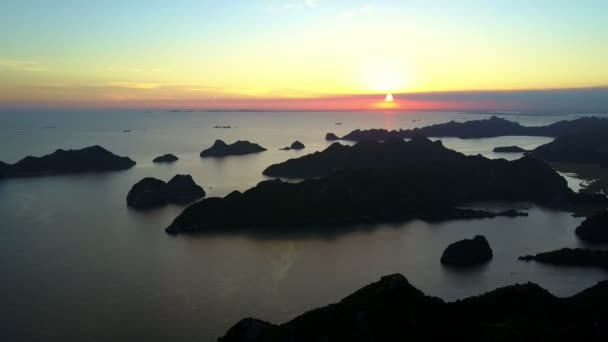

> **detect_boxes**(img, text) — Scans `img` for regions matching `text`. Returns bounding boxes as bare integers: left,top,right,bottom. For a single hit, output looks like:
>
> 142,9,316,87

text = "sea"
1,110,607,341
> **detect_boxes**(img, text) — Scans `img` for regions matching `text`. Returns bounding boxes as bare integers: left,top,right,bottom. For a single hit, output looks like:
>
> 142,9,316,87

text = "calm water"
1,110,607,341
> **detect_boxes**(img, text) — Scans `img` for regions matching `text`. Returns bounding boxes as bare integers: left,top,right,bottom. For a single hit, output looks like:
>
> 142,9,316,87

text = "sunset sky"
1,0,607,111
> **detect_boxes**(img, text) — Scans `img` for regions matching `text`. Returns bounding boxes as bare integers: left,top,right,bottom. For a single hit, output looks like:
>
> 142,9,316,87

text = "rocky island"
519,248,608,269
440,235,493,266
219,274,608,341
166,137,598,234
575,210,608,243
200,139,267,157
332,116,608,141
493,145,529,153
127,174,205,209
0,145,135,178
152,154,178,163
325,132,339,141
279,141,305,150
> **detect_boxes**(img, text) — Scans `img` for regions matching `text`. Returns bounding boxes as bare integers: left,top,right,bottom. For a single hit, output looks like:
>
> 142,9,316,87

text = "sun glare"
385,94,394,102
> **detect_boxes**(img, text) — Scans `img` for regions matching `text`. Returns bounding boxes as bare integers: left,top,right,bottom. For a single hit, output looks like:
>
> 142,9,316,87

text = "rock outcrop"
279,141,305,151
153,154,178,163
200,140,267,157
575,210,608,243
440,235,493,266
325,132,339,141
0,145,135,178
219,273,608,341
519,248,608,269
493,146,529,153
127,174,205,209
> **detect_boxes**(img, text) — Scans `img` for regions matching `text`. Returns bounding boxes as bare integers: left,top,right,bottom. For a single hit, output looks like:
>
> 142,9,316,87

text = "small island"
440,235,493,266
519,248,608,269
493,146,529,153
575,210,608,243
325,132,339,141
279,141,305,151
152,154,179,163
200,139,267,157
0,145,136,178
219,274,608,341
127,174,205,209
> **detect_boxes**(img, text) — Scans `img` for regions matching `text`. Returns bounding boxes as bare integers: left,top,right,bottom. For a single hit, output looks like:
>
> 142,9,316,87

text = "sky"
1,0,607,111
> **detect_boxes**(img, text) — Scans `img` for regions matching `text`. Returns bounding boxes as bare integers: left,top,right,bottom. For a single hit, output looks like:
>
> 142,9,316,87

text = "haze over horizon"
2,0,607,111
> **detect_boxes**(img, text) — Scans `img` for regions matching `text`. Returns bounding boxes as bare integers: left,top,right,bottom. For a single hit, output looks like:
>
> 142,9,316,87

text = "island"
440,235,493,266
166,137,599,234
493,146,529,153
0,145,135,178
279,141,305,151
200,139,267,157
519,248,608,269
219,274,608,341
331,116,608,141
575,210,608,243
152,154,178,163
127,174,205,209
529,125,608,167
325,132,339,141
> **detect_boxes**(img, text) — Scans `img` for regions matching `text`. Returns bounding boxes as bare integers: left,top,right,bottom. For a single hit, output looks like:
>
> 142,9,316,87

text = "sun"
375,94,399,110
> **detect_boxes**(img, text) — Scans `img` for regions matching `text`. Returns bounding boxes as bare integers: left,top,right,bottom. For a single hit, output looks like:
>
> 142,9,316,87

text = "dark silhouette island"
519,248,608,269
575,210,608,243
332,116,608,141
165,137,600,234
325,132,339,141
200,139,267,157
0,145,135,178
152,153,178,163
127,174,205,209
279,141,305,150
529,126,608,167
219,274,608,341
440,235,493,266
493,146,529,153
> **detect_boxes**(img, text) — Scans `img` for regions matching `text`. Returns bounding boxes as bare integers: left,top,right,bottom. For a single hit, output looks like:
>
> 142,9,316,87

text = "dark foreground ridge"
519,248,608,269
575,210,608,243
440,235,493,266
333,115,608,141
200,139,267,157
219,273,608,341
0,145,135,178
127,174,205,209
166,137,600,234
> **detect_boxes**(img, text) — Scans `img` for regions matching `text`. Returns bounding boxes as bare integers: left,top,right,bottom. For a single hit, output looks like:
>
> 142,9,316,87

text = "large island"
329,115,608,141
0,145,136,178
166,136,602,234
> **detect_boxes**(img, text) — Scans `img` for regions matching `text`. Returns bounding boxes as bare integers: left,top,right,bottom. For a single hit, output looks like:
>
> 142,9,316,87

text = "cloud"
266,0,318,11
338,5,372,20
0,58,48,72
107,82,162,89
